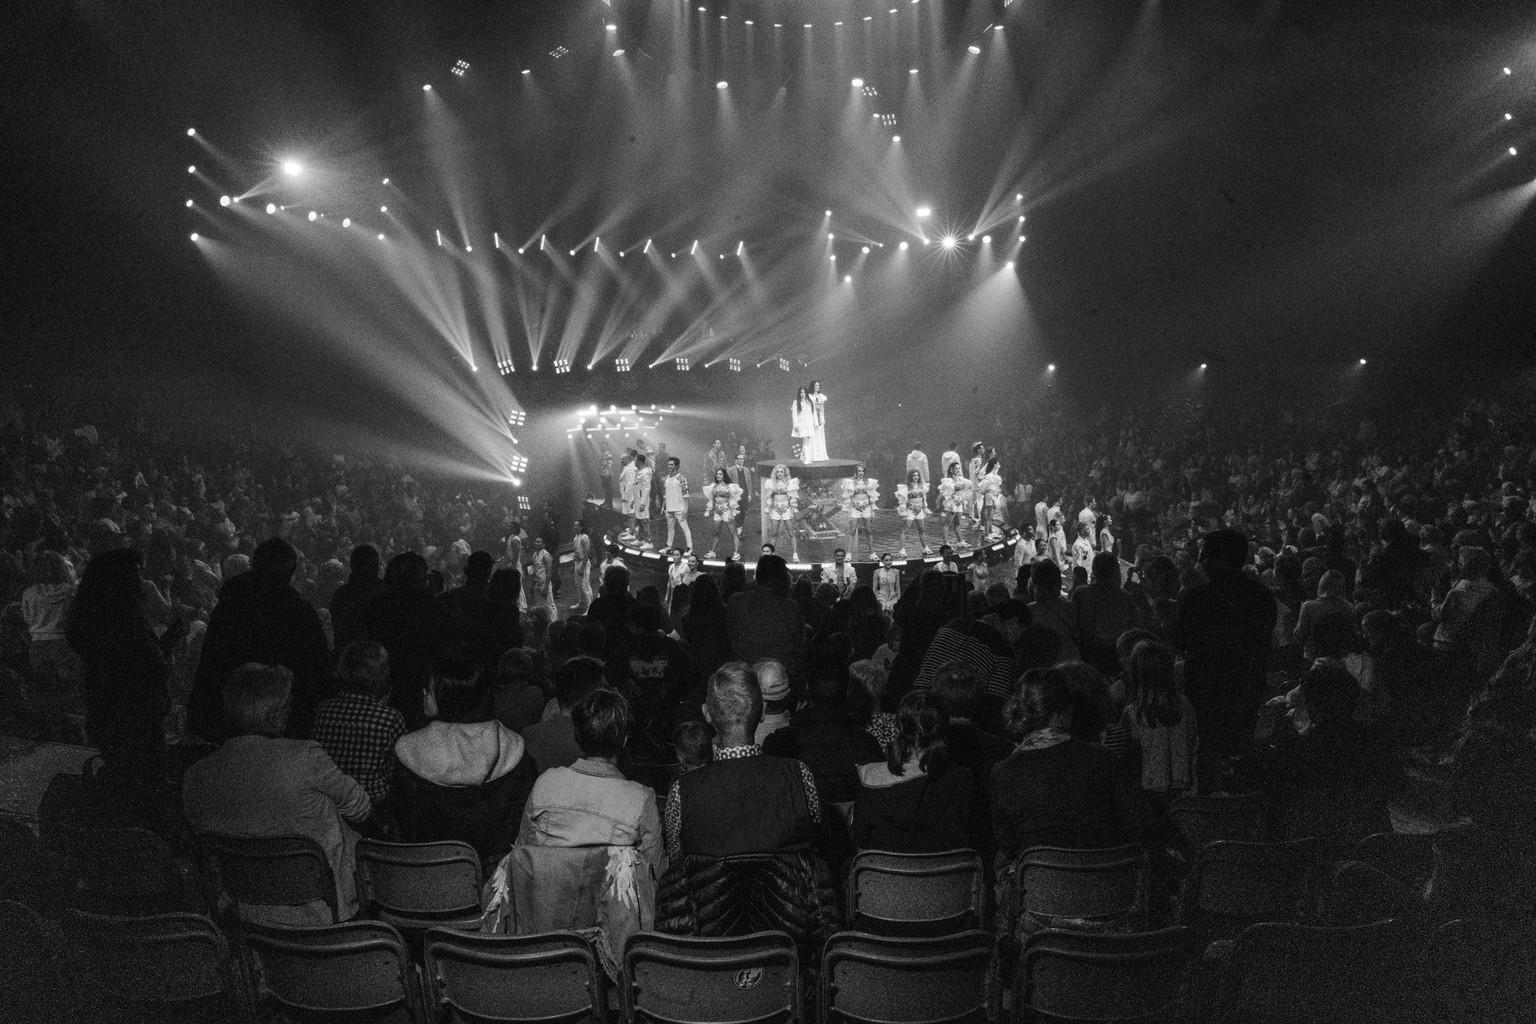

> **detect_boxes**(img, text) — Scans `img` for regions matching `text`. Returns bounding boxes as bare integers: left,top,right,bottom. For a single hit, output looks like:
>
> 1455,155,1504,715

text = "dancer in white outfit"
842,465,878,560
764,463,801,562
896,469,932,557
873,553,902,612
701,468,744,560
790,387,817,462
805,381,829,462
938,462,972,548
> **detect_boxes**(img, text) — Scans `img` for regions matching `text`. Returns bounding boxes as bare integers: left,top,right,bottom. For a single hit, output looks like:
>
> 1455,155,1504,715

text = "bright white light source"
1359,358,1368,365
967,233,976,241
941,236,957,249
186,127,196,136
606,22,616,30
190,232,198,241
185,199,194,208
380,205,388,213
844,275,852,283
614,49,625,56
342,218,350,227
1512,147,1520,156
377,233,385,240
307,211,318,221
1506,113,1514,121
382,177,389,184
852,78,864,87
1200,363,1207,370
915,206,931,218
423,84,432,91
968,44,981,54
522,69,531,75
862,246,870,254
982,235,991,243
1504,67,1512,75
265,203,277,214
187,165,196,174
1005,261,1013,269
893,135,901,142
282,160,301,176
465,245,472,252
1047,364,1056,372
828,232,835,239
219,196,230,207
910,68,918,74
717,80,728,89
898,241,909,251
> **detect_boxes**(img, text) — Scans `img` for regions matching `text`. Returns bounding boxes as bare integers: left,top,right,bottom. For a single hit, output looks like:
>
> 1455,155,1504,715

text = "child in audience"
672,720,714,773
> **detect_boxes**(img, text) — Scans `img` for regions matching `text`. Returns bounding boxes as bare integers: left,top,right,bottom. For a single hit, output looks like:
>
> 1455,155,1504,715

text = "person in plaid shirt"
314,641,406,804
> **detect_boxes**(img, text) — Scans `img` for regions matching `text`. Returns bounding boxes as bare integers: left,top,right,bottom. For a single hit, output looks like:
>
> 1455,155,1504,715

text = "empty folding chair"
622,931,800,1024
1168,793,1267,853
846,849,986,937
821,930,996,1024
1216,918,1414,1024
198,831,340,924
1178,841,1317,942
0,899,70,1024
425,927,608,1024
1008,845,1147,938
356,839,484,939
62,908,240,1024
243,919,422,1024
1017,926,1201,1024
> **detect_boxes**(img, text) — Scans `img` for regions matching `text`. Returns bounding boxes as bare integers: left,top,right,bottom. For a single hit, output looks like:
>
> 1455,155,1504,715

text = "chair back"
846,849,986,936
48,822,197,914
1015,845,1146,925
1018,926,1200,1024
0,900,67,1024
243,919,419,1022
1279,788,1391,847
62,909,232,1009
198,831,339,922
1349,831,1435,893
425,928,607,1024
1219,919,1413,1023
623,931,800,1024
821,930,996,1024
1178,841,1315,940
1168,793,1267,852
357,839,484,932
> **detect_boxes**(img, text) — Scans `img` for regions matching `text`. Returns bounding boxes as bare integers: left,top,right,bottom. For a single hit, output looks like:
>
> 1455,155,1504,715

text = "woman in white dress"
873,552,901,612
842,464,879,560
764,463,801,562
806,381,829,462
972,459,1003,547
790,387,817,462
701,468,744,560
938,462,972,549
896,469,932,557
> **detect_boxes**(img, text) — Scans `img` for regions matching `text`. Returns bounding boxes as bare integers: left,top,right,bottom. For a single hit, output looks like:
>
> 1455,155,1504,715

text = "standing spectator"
678,574,732,681
1025,559,1079,663
725,555,808,678
314,641,406,805
329,544,383,653
1172,529,1277,788
608,605,695,761
1118,640,1196,801
361,551,464,730
190,537,331,742
1071,552,1139,677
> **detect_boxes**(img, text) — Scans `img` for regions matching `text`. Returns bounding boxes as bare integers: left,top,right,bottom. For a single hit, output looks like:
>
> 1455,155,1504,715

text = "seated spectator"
847,659,897,753
1057,660,1128,758
725,556,808,677
521,656,606,772
183,663,371,924
672,720,714,773
1431,546,1507,681
664,662,823,858
852,691,977,853
991,667,1134,869
1118,640,1196,801
753,659,794,745
491,647,546,732
1295,569,1354,661
313,641,406,805
20,550,76,695
392,657,537,864
763,641,884,807
930,661,1013,846
484,689,665,964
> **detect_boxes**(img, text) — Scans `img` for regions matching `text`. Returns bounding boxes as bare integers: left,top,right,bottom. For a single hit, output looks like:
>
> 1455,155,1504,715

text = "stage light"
852,78,864,87
898,241,908,251
1512,147,1520,156
186,127,196,136
1504,67,1512,75
606,22,615,30
508,409,527,425
1200,363,1207,370
570,249,576,255
1019,215,1025,222
517,247,526,255
219,196,230,206
968,45,981,54
729,358,742,372
185,199,194,208
1506,112,1514,121
614,49,625,56
893,135,901,142
1359,358,1368,365
423,84,432,91
1016,193,1023,201
189,232,198,241
554,359,572,375
994,23,1003,30
825,209,833,217
830,255,837,262
844,274,852,283
778,357,791,372
910,68,918,74
377,233,385,240
342,218,350,227
676,358,691,371
1005,261,1013,269
452,59,470,77
522,69,531,75
265,203,277,214
941,236,957,249
308,211,318,221
828,232,835,240
510,454,530,473
717,80,728,89
982,235,991,243
862,246,870,254
967,233,975,241
465,245,472,252
615,358,631,372
745,19,753,25
915,206,931,218
1047,364,1056,372
380,205,387,213
382,178,390,184
187,165,196,174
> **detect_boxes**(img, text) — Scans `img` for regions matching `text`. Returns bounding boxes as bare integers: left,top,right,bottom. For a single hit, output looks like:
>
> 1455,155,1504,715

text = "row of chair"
8,901,1529,1024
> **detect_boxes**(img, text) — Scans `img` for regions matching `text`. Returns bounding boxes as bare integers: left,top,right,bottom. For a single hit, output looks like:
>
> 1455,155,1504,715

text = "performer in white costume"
939,462,973,548
873,553,902,612
841,465,879,560
896,469,932,557
764,463,801,562
973,459,1003,547
701,468,744,560
806,381,829,462
790,387,816,462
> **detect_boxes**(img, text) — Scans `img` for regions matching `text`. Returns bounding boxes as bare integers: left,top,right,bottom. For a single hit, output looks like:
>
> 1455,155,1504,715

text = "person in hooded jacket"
393,656,537,866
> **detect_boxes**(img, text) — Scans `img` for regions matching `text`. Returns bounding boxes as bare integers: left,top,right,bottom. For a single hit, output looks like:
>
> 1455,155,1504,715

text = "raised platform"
754,457,864,480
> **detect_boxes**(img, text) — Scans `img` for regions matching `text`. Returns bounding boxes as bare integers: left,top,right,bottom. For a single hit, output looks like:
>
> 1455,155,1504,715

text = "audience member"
313,641,406,804
725,555,808,677
852,690,977,853
521,656,606,773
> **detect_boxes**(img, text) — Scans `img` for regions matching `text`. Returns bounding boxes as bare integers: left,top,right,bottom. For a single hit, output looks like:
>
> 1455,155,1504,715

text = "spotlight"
1005,261,1013,269
1019,215,1025,222
852,77,864,87
281,160,301,176
1359,358,1368,365
825,209,833,217
862,246,870,254
745,19,754,25
383,178,390,184
1199,363,1207,370
1506,112,1514,121
1511,147,1519,156
982,235,991,243
892,135,901,142
452,59,470,77
1047,364,1056,372
554,359,572,375
909,68,919,74
186,127,196,136
342,218,350,227
968,44,981,54
189,232,198,241
1504,67,1512,75
1016,193,1023,201
729,358,742,372
423,84,432,91
898,241,908,251
915,206,931,218
606,22,616,30
941,236,957,249
265,203,277,214
377,233,385,240
967,233,975,241
717,80,729,89
380,205,387,213
614,49,625,56
828,232,835,240
186,165,196,174
185,199,194,208
522,69,531,75
778,357,791,372
219,196,230,207
830,255,837,262
308,211,318,221
844,274,852,283
508,409,527,425
615,358,631,372
465,245,472,252
675,358,691,371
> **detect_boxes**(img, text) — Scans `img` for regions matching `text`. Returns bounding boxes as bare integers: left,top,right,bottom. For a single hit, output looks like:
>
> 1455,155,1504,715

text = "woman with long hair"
701,467,743,560
1119,640,1196,799
973,458,1003,546
679,574,732,679
842,464,878,560
896,469,933,557
790,387,815,461
939,462,972,548
806,380,829,462
764,463,800,562
65,547,172,789
851,690,977,852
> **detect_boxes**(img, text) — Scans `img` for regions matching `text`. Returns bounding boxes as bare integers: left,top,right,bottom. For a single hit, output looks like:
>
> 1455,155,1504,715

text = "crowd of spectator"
4,387,1536,967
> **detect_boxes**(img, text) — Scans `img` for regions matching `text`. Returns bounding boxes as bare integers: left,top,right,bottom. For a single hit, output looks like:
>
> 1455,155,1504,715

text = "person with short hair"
851,690,977,853
184,663,372,923
825,548,857,599
528,537,557,619
570,520,594,612
662,456,693,552
725,555,808,677
314,641,407,803
521,656,608,772
673,720,715,773
628,454,655,548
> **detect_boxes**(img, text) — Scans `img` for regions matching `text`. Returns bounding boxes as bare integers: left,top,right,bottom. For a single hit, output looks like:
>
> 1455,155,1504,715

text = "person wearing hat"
754,659,794,745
